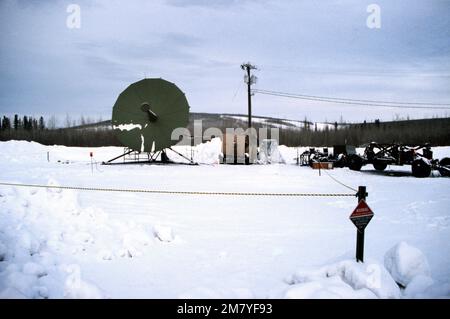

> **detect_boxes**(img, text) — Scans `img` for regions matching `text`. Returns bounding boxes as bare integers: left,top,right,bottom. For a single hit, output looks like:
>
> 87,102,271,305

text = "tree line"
1,115,46,131
1,114,449,148
0,114,120,147
278,117,450,147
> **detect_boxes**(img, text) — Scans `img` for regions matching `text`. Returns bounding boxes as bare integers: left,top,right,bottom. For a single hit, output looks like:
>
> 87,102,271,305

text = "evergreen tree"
2,116,11,130
14,114,19,130
39,116,45,130
23,115,28,130
24,116,33,131
32,118,38,130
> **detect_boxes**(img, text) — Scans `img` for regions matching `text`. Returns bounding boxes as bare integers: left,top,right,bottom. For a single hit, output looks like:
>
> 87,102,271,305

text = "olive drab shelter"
112,78,189,153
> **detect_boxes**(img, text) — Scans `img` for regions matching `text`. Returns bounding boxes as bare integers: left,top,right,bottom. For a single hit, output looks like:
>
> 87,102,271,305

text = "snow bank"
277,145,297,164
384,241,430,288
258,140,284,164
283,243,450,299
63,265,104,299
194,137,222,165
0,140,121,164
283,260,400,299
277,146,314,164
383,242,450,297
0,181,161,298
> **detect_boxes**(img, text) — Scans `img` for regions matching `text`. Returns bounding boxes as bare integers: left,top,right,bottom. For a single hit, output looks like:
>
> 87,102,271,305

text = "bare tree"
47,115,58,129
65,114,72,128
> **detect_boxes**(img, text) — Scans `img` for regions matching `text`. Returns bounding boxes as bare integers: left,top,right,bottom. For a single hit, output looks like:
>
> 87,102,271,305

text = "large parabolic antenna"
112,78,189,153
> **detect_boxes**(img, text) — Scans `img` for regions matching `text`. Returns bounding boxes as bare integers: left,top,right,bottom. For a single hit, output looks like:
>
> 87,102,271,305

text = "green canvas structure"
112,78,189,153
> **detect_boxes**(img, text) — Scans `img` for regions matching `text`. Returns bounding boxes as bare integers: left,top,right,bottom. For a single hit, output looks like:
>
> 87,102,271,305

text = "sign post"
350,186,373,262
90,152,94,175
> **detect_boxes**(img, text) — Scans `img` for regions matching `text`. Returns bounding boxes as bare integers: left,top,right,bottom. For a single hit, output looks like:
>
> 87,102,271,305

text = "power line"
231,79,243,103
261,64,450,78
254,89,450,106
253,89,450,110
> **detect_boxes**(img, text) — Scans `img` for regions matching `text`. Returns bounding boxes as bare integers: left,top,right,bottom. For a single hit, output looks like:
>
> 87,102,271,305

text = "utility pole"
240,62,257,129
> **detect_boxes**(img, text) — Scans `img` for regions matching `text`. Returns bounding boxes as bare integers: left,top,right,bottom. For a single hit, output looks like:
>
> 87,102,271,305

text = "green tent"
112,78,189,153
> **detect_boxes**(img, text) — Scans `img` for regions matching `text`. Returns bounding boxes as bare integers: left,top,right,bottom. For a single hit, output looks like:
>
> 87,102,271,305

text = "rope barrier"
0,182,355,197
322,170,358,192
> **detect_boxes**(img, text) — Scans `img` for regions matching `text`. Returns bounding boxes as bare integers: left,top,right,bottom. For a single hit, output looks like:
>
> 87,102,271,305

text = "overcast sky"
1,0,449,123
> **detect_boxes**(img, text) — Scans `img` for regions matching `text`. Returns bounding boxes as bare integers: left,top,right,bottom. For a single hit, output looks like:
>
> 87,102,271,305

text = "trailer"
297,143,450,178
297,145,356,168
345,142,450,178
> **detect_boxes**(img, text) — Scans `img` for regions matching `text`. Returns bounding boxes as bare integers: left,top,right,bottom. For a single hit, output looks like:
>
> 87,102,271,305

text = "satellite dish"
112,78,189,153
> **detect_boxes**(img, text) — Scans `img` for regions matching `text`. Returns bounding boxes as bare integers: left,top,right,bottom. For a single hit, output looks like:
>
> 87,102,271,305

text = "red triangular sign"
349,200,374,231
350,200,373,218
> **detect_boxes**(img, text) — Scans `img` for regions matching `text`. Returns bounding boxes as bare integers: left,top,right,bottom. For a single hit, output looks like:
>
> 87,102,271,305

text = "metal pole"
241,63,256,129
357,185,367,202
356,186,367,262
247,66,252,129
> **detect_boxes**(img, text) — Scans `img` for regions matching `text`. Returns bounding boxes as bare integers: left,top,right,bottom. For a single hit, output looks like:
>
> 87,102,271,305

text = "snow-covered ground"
1,140,449,298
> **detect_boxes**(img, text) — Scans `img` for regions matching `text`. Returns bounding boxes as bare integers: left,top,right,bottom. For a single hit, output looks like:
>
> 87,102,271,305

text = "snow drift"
0,180,170,298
